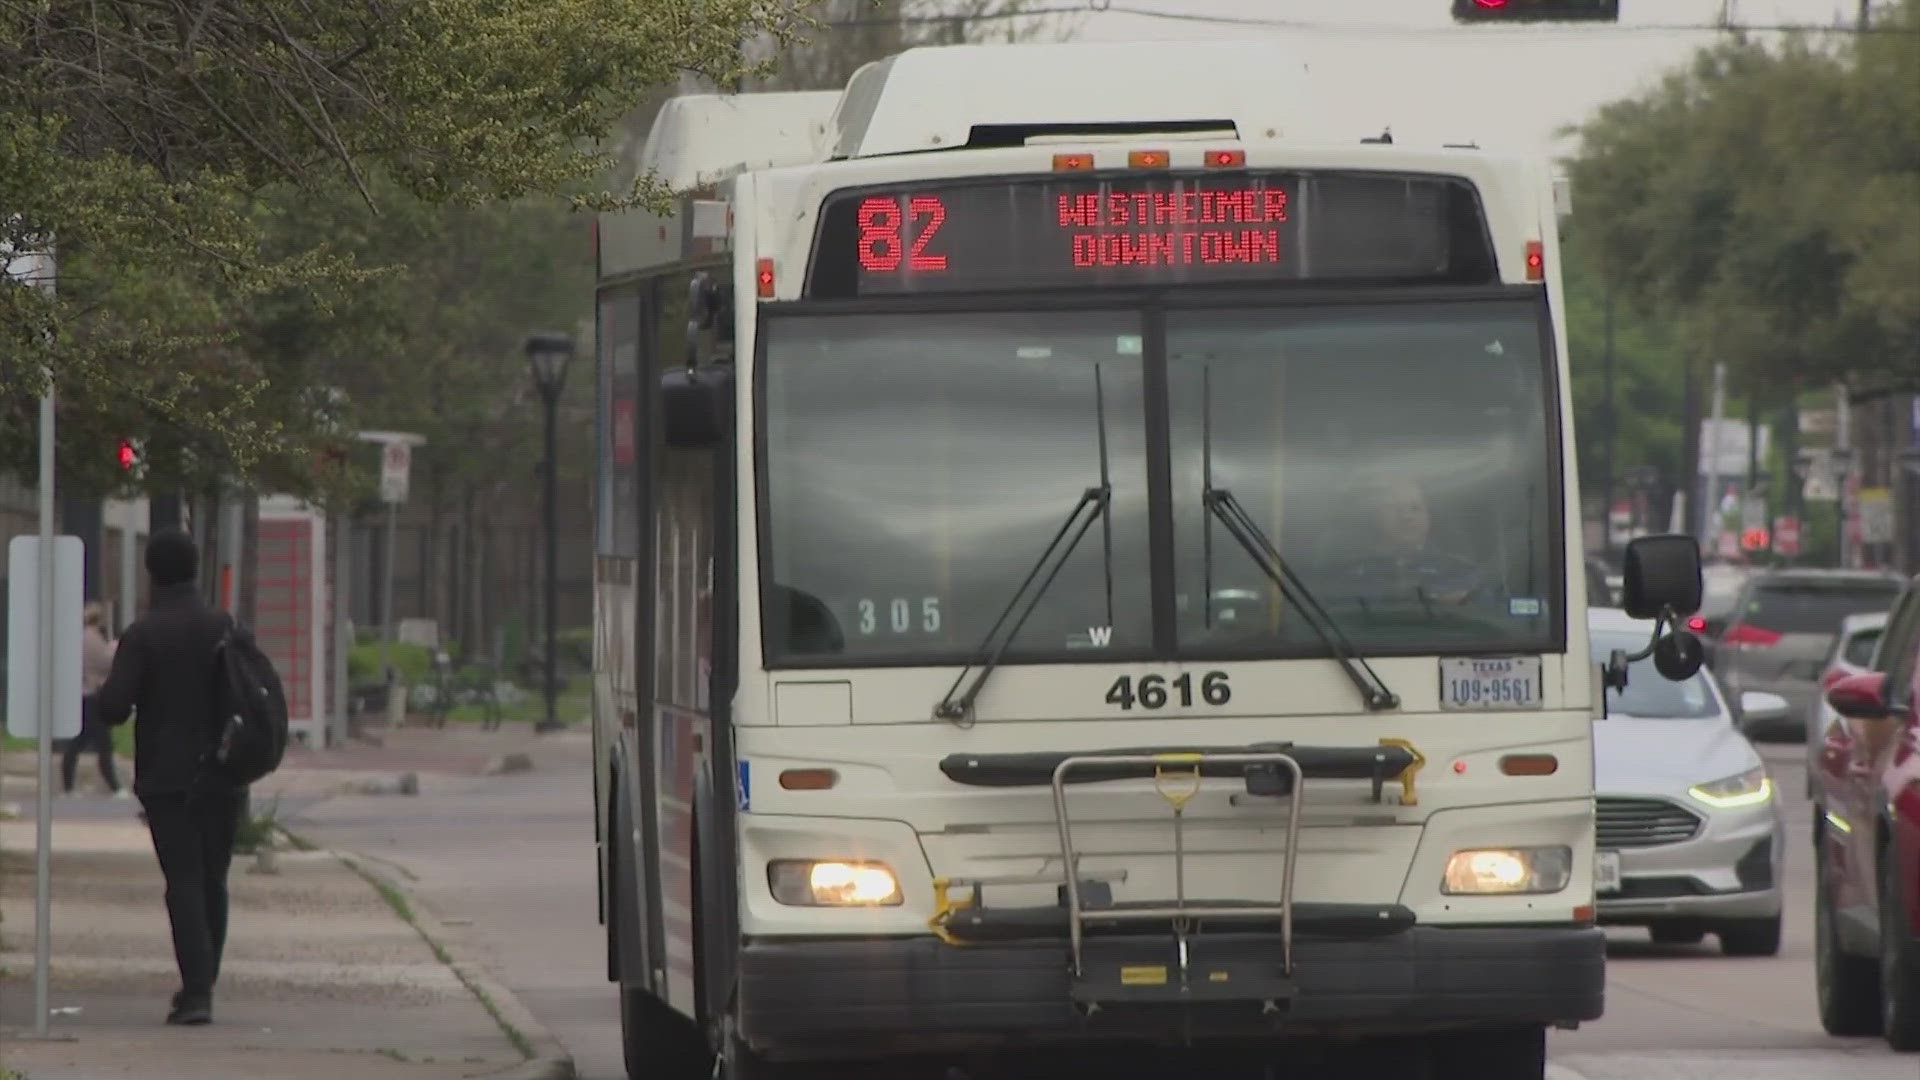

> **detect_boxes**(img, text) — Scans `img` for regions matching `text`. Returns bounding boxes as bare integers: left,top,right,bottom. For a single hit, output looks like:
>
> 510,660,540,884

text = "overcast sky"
1034,0,1870,159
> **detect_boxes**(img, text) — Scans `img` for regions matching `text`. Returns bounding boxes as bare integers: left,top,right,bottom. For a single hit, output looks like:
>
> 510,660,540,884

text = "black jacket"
94,582,242,796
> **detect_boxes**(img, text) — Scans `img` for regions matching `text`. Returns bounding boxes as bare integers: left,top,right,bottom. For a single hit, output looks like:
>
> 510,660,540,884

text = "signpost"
357,432,423,725
5,237,68,1038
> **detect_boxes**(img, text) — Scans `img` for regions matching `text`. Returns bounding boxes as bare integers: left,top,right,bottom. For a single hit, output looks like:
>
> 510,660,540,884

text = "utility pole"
1600,273,1617,558
1837,387,1854,569
1702,362,1728,544
1859,0,1871,31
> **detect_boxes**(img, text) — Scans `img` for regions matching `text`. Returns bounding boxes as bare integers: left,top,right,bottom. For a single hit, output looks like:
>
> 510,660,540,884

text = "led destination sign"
807,171,1496,298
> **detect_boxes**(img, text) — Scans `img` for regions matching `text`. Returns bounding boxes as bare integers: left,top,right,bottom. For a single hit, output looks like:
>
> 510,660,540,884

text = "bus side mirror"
1652,629,1705,682
1621,534,1702,620
662,364,734,450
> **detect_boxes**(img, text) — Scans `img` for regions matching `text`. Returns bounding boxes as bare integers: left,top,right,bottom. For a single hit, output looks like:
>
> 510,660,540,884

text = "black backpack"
206,615,290,785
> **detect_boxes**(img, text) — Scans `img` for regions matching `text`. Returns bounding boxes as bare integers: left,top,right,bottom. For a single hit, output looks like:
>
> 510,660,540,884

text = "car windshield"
1591,630,1721,719
1741,580,1901,634
758,298,1562,665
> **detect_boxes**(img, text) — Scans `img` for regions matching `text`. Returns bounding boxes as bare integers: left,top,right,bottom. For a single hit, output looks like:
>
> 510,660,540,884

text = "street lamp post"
525,330,574,734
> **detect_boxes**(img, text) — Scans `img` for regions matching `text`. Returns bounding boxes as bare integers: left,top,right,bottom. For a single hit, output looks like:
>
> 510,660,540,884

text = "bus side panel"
649,277,713,1016
598,285,667,992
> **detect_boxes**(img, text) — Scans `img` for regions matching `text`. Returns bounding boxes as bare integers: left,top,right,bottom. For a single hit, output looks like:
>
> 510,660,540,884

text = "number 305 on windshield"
1105,672,1232,711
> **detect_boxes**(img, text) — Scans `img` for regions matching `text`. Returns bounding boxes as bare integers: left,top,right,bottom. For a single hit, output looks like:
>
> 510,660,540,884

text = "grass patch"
2,723,134,757
325,843,533,1061
232,795,283,855
439,684,590,726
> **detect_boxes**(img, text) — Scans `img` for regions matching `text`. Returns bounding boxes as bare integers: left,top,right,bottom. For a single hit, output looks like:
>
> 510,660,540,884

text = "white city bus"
590,42,1706,1080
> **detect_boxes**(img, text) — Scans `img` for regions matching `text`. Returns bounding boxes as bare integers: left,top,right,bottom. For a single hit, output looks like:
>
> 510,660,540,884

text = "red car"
1815,574,1920,1051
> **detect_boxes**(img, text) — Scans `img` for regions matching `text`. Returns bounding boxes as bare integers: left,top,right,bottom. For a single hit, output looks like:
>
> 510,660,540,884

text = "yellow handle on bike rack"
1152,752,1204,811
1379,737,1426,806
927,877,976,946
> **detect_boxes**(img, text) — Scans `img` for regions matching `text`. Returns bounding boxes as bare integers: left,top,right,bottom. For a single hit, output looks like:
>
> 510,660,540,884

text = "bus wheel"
621,984,711,1079
1431,1025,1545,1080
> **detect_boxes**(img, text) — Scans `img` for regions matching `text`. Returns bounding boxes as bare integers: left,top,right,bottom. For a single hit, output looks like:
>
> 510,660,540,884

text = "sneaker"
112,789,131,800
166,998,211,1026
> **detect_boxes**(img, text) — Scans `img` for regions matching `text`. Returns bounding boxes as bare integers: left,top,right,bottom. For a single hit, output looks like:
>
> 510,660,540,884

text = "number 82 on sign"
1438,656,1544,711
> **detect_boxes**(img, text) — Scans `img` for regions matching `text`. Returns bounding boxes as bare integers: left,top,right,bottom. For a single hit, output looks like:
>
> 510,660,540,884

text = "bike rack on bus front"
933,740,1426,1013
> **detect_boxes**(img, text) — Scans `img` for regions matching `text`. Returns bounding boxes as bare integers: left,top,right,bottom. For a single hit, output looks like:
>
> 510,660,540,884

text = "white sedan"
1588,607,1791,956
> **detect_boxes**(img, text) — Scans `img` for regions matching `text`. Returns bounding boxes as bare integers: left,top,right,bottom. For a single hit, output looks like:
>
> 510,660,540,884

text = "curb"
283,827,576,1080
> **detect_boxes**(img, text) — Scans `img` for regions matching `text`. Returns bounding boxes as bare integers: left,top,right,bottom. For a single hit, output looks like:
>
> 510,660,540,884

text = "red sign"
612,398,636,467
1773,515,1801,556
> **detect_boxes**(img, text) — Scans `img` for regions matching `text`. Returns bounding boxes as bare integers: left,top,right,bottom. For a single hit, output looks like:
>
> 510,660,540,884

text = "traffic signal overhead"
1451,0,1621,22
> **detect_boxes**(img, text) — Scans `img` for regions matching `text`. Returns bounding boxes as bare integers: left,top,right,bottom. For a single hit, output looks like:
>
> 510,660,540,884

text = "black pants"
60,697,121,793
140,788,247,1007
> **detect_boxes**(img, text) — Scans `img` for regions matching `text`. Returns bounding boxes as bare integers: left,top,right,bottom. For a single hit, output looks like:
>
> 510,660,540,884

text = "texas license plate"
1595,850,1622,895
1438,656,1544,711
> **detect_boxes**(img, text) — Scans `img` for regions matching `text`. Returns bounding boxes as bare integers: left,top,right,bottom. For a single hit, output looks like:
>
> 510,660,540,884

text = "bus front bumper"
735,924,1604,1055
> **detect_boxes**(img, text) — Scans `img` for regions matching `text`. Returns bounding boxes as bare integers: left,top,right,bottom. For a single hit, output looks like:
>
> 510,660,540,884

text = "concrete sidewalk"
0,811,529,1079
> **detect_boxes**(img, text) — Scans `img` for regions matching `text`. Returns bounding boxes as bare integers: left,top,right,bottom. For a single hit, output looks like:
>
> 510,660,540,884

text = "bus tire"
1431,1025,1545,1080
612,784,711,1079
622,985,711,1080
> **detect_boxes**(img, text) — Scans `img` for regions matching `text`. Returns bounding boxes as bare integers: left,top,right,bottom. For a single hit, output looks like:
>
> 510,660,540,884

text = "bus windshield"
759,296,1560,666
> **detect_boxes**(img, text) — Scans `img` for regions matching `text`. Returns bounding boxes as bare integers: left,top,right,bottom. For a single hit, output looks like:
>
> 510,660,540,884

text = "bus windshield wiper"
1198,367,1399,712
935,366,1115,726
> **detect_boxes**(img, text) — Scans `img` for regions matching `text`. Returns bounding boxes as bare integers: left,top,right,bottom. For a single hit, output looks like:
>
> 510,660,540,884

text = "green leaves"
1562,4,1920,403
0,0,822,497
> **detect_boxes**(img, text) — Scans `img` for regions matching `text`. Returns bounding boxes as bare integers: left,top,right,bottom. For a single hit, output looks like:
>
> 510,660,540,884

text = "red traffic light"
117,439,137,470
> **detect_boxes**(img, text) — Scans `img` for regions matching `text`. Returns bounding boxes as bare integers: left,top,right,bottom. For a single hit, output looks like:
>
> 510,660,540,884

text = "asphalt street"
285,735,1916,1080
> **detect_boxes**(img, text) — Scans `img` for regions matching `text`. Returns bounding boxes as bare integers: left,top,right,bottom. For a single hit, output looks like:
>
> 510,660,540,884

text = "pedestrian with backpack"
94,528,289,1026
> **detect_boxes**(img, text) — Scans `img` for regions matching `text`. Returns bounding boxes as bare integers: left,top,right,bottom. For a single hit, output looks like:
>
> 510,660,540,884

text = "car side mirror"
1621,534,1703,620
1826,671,1905,722
661,363,734,450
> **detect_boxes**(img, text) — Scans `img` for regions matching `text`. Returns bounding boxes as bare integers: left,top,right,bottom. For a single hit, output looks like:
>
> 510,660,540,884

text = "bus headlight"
1687,766,1772,810
768,860,903,907
1441,846,1572,895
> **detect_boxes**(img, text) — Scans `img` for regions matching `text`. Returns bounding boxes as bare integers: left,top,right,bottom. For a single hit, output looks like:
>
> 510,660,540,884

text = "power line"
1090,2,1907,33
824,1,1912,34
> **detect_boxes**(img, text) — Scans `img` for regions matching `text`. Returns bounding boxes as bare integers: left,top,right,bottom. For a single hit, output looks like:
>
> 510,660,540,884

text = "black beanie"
145,528,199,586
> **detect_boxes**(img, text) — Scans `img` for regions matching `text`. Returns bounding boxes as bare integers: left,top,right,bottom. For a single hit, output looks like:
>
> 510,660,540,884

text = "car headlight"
1687,766,1773,810
768,860,903,907
1441,846,1573,895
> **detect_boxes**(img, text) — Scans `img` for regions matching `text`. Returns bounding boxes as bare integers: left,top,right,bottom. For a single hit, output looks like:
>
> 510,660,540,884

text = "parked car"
1812,574,1920,1052
1589,607,1789,956
1802,612,1889,794
1711,570,1905,742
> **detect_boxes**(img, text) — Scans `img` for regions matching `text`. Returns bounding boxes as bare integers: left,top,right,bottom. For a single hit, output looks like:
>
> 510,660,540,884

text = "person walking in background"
61,601,126,798
94,529,248,1026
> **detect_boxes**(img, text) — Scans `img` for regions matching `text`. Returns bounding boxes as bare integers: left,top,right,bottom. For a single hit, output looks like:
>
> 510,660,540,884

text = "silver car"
1800,610,1886,794
1589,607,1790,955
1708,569,1904,742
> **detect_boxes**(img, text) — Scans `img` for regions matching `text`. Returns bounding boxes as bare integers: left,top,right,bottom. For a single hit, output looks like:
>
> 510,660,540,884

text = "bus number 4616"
1105,671,1232,710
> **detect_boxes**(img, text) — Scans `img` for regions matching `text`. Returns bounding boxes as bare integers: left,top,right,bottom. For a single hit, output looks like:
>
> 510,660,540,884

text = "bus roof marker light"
1206,149,1246,168
755,257,775,297
1525,241,1545,281
1127,149,1169,169
1052,152,1094,171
